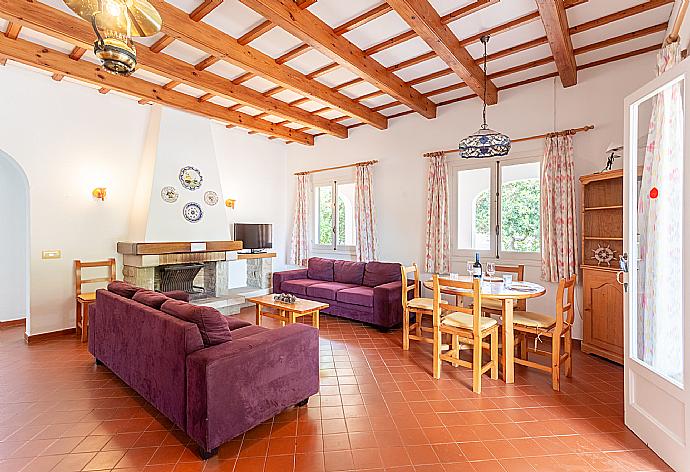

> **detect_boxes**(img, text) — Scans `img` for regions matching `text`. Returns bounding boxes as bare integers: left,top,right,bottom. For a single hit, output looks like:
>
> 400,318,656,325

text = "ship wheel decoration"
592,244,616,266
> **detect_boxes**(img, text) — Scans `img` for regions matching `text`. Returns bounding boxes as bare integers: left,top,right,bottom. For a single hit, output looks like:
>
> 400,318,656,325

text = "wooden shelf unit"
579,170,624,365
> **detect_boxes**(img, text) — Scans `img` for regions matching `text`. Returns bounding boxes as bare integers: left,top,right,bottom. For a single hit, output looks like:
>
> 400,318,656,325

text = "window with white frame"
452,156,541,260
313,178,356,252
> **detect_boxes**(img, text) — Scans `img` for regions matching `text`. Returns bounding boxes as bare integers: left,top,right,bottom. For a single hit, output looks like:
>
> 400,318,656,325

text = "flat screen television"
234,223,273,253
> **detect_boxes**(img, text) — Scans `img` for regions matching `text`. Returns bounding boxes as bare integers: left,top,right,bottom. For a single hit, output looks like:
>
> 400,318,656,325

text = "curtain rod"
667,0,688,44
295,160,379,176
422,125,595,158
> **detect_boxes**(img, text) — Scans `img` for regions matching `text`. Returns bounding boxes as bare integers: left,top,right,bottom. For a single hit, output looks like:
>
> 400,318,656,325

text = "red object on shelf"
650,187,659,199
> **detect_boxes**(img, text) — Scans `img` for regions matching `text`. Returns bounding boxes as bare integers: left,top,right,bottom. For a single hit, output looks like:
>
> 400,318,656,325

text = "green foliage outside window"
318,188,347,246
474,179,541,252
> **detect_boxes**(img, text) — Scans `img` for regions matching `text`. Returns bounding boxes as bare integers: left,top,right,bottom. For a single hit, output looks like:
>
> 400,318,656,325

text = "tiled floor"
0,309,672,472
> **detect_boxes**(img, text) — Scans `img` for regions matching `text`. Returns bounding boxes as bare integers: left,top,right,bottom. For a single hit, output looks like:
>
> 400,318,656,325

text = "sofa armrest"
373,281,404,328
186,324,319,451
272,269,308,293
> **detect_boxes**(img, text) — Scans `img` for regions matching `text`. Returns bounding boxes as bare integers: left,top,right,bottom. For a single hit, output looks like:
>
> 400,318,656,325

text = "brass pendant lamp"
63,0,162,76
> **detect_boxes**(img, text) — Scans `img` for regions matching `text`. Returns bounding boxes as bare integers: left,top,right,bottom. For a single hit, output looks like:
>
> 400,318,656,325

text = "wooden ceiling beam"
0,0,345,138
144,0,387,129
189,0,224,22
0,35,314,144
333,4,392,34
52,46,86,81
535,0,577,87
1,20,20,65
387,0,498,104
237,0,436,119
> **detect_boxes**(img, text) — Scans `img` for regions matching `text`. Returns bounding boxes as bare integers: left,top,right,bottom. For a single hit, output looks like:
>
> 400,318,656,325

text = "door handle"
616,271,625,285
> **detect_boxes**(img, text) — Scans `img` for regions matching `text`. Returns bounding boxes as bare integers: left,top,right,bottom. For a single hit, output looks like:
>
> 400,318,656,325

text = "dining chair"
512,274,576,391
401,263,437,350
75,258,116,342
432,275,499,394
481,264,526,315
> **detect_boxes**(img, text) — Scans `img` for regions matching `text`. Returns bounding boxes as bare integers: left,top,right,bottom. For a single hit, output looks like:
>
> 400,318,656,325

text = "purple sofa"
273,258,403,329
88,282,319,458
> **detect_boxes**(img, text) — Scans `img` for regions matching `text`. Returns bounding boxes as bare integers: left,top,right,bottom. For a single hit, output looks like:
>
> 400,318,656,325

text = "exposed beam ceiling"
0,0,347,139
535,0,578,87
386,0,499,105
0,35,314,145
146,0,388,129
237,0,437,119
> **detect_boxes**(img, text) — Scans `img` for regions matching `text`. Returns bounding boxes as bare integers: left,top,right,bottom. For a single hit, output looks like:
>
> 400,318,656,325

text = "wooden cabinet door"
582,268,624,364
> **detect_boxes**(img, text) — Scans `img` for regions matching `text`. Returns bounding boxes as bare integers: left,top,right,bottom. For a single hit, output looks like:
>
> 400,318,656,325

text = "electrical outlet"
42,250,62,260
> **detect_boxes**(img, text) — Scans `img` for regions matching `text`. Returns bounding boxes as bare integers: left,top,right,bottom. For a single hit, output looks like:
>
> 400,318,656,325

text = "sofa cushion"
307,258,334,282
334,260,366,285
337,286,375,308
281,279,321,296
161,299,232,347
107,281,141,299
363,262,402,287
230,324,269,340
306,282,357,301
226,316,252,331
132,289,169,309
163,290,190,302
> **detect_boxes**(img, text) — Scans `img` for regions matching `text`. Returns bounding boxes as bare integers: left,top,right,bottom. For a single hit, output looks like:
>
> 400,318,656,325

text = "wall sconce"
92,187,107,201
225,198,236,209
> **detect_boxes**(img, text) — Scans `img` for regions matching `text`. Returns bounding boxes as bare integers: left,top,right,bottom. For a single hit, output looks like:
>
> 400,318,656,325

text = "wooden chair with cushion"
401,263,441,350
75,258,116,342
481,264,526,315
432,275,499,394
513,274,576,391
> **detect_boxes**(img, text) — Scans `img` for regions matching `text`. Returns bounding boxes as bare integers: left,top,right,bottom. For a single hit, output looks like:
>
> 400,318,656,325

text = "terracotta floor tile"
0,311,671,472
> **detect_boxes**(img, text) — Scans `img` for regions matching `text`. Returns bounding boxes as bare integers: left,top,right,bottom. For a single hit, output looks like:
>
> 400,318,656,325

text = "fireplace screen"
159,263,204,294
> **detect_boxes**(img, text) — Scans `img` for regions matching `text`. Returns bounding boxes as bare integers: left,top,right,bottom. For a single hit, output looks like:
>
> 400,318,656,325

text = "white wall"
0,150,29,323
285,52,659,339
0,63,289,335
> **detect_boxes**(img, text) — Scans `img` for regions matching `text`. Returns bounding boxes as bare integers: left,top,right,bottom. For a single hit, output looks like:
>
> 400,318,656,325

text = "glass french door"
623,54,690,471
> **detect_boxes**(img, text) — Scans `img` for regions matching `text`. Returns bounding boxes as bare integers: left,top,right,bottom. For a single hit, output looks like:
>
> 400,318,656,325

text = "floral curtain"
425,152,450,273
541,134,578,282
636,42,683,381
289,174,310,266
354,164,378,262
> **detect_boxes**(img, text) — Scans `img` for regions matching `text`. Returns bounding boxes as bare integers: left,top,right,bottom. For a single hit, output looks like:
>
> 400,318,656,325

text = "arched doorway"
0,149,30,332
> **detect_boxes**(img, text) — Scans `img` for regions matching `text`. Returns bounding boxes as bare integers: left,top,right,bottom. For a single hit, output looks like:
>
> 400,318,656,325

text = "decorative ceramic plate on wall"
179,166,203,191
183,202,203,223
161,186,179,203
204,190,219,206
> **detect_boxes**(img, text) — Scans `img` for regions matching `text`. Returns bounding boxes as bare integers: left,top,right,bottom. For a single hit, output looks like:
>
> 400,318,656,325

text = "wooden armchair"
513,274,576,391
431,275,499,394
75,258,116,342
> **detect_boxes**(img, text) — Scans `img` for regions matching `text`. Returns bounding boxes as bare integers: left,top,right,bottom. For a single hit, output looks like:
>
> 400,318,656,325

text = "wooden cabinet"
579,170,625,365
582,267,624,364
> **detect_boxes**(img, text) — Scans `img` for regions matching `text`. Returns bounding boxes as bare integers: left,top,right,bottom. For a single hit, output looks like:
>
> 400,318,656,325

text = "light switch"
42,250,62,260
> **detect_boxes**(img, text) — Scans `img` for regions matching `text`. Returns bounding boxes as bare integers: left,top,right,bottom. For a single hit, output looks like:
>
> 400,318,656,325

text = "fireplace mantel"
117,240,243,256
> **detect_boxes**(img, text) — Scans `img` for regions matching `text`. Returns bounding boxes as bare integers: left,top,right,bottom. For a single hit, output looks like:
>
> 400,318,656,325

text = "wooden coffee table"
247,294,328,329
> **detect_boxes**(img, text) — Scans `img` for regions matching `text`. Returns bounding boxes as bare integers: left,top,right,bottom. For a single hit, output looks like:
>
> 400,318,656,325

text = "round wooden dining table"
423,276,546,384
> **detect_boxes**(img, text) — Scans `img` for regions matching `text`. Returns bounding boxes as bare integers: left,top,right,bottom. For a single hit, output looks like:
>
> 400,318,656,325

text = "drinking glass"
486,262,496,278
466,261,473,276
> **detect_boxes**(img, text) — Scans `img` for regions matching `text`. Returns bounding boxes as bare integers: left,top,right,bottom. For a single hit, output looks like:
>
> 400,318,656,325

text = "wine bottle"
472,252,482,279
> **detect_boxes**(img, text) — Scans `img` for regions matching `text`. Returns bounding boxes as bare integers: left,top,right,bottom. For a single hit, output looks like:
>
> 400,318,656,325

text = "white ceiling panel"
381,104,411,116
36,0,75,16
427,0,477,18
172,83,207,99
237,105,263,116
488,43,554,74
360,93,396,108
19,27,74,54
202,0,266,39
371,37,432,68
208,96,238,108
414,75,464,95
242,76,279,93
571,9,671,50
576,34,663,66
339,81,379,99
161,41,208,64
164,0,198,14
297,100,328,113
285,49,334,75
131,69,169,86
491,63,558,88
394,57,449,82
449,0,537,38
249,27,302,59
262,114,286,123
315,68,360,88
308,0,386,29
343,11,411,51
317,109,347,120
272,89,306,103
430,89,474,105
205,60,247,81
338,118,360,127
135,32,166,48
